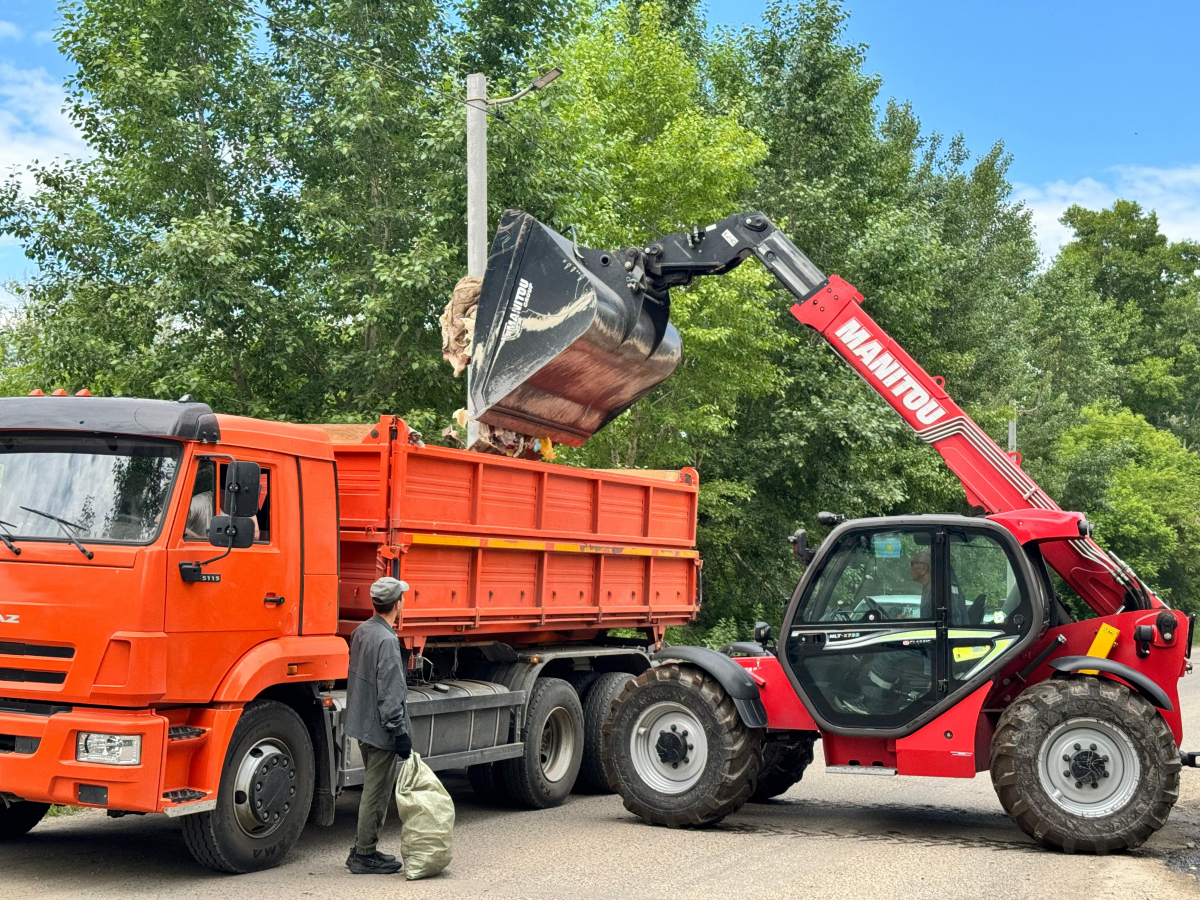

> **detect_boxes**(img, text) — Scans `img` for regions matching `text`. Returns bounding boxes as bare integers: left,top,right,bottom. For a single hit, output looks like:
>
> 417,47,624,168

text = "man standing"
345,576,413,875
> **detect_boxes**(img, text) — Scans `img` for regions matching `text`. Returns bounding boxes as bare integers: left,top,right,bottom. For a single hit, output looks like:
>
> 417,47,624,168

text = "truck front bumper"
0,704,168,812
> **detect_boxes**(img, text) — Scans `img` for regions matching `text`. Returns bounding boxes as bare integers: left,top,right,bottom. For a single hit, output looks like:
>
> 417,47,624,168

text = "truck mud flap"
469,210,682,445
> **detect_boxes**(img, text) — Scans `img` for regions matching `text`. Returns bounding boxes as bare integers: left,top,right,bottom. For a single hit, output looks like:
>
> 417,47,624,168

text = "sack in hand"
393,751,455,879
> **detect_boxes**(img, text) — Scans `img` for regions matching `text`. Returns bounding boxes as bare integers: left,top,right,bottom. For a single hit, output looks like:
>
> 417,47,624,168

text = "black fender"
1049,655,1174,711
651,645,768,728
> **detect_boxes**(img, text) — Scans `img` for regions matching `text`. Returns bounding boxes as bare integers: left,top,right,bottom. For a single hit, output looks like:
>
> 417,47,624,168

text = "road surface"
3,674,1199,900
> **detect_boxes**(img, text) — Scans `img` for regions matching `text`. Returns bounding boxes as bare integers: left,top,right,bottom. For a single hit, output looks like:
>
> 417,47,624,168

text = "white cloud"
0,63,90,302
1016,165,1200,263
33,30,54,45
0,22,23,41
0,63,90,191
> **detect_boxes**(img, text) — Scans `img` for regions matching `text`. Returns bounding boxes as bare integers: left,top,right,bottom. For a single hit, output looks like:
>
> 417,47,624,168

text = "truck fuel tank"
469,211,682,446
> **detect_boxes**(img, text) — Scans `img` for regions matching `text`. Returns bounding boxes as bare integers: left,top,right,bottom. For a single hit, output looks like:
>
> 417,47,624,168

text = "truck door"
780,522,1036,735
165,452,301,702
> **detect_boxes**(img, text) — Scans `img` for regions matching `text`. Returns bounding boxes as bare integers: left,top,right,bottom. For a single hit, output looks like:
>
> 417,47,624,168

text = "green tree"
1051,405,1200,612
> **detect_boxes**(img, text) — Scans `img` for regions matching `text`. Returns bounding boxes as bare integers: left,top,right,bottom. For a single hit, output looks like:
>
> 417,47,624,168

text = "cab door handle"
264,594,286,607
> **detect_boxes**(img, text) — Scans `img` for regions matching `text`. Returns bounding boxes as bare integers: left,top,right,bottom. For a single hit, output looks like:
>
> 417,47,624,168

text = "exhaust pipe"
469,211,682,446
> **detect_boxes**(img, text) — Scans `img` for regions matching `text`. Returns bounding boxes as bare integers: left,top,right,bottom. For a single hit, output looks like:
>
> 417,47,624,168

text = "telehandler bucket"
469,211,681,446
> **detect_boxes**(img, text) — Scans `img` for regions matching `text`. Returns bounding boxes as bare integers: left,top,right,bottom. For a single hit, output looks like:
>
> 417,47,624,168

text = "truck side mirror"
788,528,816,565
209,515,256,549
224,461,262,518
753,621,772,646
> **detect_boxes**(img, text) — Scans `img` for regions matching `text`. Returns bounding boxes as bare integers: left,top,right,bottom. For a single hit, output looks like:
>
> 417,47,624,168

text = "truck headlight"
76,732,141,766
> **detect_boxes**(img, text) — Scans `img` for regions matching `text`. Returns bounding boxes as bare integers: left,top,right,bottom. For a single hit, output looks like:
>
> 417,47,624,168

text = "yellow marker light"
1080,623,1120,674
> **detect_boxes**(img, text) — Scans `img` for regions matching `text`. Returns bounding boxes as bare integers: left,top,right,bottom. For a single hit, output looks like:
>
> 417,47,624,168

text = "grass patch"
45,805,82,818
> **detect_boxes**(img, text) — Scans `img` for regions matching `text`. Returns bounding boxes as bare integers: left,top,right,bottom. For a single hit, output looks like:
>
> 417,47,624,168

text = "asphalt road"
5,674,1200,900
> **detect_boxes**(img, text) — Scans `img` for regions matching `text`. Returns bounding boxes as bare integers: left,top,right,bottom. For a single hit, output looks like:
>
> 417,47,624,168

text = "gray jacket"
346,615,410,751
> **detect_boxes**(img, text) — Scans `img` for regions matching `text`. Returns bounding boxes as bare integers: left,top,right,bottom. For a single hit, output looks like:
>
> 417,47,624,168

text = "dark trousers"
355,741,398,856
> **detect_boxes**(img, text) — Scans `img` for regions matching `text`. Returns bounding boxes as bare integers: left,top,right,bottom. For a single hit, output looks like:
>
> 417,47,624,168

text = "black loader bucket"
469,211,682,446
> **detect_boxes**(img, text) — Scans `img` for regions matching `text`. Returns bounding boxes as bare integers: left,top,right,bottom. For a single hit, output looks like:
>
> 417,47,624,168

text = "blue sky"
2,0,1199,298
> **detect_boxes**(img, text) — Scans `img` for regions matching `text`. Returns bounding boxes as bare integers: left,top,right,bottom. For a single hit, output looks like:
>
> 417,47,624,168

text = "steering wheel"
858,596,889,623
830,609,852,622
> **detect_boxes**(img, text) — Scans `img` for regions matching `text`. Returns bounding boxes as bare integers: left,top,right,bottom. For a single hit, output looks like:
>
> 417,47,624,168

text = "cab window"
799,530,935,623
183,459,272,544
946,529,1031,687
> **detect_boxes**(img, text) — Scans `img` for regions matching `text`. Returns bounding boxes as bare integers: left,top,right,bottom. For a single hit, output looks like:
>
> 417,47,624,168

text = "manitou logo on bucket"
833,318,947,426
503,278,534,341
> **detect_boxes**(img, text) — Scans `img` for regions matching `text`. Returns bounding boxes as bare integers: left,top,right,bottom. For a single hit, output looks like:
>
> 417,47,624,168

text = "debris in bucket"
440,275,481,377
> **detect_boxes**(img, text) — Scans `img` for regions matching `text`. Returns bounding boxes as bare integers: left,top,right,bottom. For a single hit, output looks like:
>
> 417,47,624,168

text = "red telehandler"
467,209,1197,853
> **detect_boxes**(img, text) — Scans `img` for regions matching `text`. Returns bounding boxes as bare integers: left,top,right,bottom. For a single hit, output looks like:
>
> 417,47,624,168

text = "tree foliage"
2,0,1199,632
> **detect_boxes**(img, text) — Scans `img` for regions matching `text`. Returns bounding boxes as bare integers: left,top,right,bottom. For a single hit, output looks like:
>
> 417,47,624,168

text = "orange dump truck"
0,397,699,872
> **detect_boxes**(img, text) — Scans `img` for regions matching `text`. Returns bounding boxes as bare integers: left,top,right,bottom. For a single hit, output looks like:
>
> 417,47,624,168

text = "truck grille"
0,668,66,684
0,642,74,659
0,643,74,687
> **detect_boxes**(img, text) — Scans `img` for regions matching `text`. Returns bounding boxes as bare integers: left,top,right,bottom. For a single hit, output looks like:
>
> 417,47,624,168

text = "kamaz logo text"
0,614,18,624
834,318,947,426
503,278,533,341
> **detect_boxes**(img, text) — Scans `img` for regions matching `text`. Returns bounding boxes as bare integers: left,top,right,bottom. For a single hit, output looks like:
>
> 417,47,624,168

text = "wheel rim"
1037,717,1141,818
540,706,576,783
629,701,709,795
232,738,297,838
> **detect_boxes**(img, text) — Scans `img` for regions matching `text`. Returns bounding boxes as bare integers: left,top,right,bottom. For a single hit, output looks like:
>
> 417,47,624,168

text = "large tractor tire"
750,735,817,802
181,700,315,873
501,677,585,808
602,663,762,827
0,801,50,840
991,676,1180,853
576,672,636,793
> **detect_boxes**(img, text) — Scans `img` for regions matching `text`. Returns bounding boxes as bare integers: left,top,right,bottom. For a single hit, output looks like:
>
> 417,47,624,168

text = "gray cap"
370,577,409,604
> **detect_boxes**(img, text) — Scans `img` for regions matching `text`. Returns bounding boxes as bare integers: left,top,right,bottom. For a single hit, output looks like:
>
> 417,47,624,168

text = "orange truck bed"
322,417,700,646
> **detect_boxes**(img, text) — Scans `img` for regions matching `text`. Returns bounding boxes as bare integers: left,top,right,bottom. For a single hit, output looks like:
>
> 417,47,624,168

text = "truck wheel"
750,735,817,802
0,801,50,839
577,672,636,793
502,677,584,808
991,677,1180,853
181,700,315,873
602,663,762,827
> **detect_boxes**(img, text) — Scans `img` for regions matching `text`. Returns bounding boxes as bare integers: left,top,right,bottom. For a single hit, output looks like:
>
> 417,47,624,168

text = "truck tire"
502,677,584,808
602,663,762,827
0,801,50,839
750,735,817,802
577,672,636,793
181,700,315,873
991,676,1180,853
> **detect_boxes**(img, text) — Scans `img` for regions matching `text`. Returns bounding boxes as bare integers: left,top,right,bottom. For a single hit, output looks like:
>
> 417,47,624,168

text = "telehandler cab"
471,209,1195,853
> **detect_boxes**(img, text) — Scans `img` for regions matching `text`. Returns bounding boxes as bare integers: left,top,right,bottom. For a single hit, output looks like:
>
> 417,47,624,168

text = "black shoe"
347,848,397,866
347,850,403,874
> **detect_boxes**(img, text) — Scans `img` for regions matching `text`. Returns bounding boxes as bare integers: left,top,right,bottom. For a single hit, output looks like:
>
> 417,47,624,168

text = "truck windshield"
0,434,181,545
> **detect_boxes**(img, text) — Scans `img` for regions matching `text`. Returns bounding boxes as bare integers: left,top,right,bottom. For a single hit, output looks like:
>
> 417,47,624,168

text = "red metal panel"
598,481,647,539
545,553,596,609
822,734,895,769
402,453,475,527
603,555,646,609
648,486,695,542
543,473,594,533
733,655,818,732
479,466,539,529
895,682,991,777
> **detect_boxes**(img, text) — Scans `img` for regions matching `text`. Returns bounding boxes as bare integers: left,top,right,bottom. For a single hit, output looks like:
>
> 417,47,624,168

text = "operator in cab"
345,577,413,875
